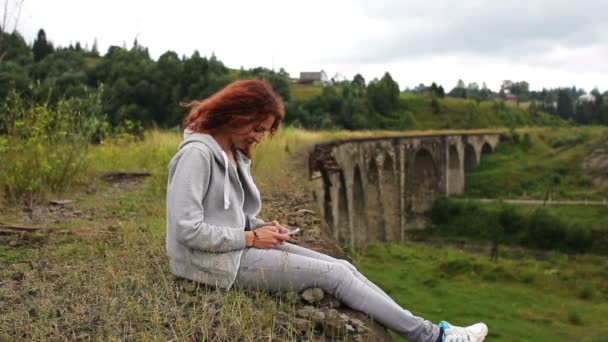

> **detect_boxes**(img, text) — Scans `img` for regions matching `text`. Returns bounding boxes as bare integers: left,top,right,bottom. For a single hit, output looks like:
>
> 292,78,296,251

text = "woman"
166,79,488,342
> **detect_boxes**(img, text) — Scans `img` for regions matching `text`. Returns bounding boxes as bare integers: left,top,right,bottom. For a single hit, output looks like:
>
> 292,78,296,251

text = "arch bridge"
308,132,501,248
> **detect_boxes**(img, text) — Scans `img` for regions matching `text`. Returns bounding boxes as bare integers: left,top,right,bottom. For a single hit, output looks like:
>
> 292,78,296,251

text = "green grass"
424,198,608,255
0,245,32,263
398,95,564,130
1,128,396,340
0,139,307,340
290,84,323,101
2,127,607,340
465,126,608,200
351,243,608,342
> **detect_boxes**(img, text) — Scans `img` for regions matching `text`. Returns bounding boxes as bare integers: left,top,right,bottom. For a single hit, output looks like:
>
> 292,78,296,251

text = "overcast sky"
8,0,608,92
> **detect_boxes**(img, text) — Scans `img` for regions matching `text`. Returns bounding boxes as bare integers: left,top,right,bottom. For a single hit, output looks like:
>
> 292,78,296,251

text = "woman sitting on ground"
165,79,488,342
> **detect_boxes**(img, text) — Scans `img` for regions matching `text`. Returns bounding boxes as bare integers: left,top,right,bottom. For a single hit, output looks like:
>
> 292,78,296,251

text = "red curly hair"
184,79,285,136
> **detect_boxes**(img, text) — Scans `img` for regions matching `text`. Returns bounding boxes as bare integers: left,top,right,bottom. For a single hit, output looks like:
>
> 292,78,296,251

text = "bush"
527,208,567,250
427,199,600,255
521,133,533,151
428,197,459,224
0,87,105,204
565,226,593,253
549,131,588,148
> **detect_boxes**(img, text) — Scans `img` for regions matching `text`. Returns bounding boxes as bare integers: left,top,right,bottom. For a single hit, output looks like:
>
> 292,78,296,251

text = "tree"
437,85,445,98
0,30,30,64
556,89,574,120
90,38,99,57
0,0,25,63
448,79,466,98
430,98,440,114
32,28,54,62
591,88,605,125
351,73,365,87
430,82,445,98
480,82,492,100
366,72,399,115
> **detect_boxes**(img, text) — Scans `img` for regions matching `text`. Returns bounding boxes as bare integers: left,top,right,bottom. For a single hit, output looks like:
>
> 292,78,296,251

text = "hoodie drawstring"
220,150,231,210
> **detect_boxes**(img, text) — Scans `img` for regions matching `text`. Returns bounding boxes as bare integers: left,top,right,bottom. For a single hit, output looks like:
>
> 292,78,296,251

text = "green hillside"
399,93,564,129
466,127,608,200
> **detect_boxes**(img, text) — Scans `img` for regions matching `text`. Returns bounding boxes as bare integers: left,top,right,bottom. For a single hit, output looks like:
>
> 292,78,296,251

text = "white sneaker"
439,320,488,342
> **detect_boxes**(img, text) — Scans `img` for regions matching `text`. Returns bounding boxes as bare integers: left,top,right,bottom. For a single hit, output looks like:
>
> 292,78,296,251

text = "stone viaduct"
308,133,502,249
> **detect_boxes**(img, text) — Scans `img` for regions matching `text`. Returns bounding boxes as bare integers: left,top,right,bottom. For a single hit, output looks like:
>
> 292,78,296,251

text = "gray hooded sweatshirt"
166,130,266,289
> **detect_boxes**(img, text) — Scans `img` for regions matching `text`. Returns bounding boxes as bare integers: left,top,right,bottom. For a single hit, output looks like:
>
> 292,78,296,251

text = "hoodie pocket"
190,249,236,275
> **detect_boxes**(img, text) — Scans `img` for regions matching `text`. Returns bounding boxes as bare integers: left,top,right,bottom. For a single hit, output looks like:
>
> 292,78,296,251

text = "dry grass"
0,128,381,341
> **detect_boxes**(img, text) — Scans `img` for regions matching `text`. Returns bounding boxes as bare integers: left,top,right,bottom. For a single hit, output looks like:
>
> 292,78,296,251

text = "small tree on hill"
33,28,54,62
556,89,574,120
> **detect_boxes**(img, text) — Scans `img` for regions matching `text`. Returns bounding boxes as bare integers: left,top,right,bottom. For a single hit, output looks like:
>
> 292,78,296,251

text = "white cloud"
11,0,608,92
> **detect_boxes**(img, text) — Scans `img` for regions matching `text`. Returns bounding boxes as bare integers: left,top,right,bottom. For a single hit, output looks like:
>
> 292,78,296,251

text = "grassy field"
465,126,608,200
448,200,608,233
0,128,421,340
352,243,608,342
398,94,564,129
1,129,313,340
290,84,323,101
1,127,607,340
289,84,564,130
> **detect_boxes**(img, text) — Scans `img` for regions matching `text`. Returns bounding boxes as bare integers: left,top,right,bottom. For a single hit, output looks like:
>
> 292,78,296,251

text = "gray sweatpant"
235,242,440,342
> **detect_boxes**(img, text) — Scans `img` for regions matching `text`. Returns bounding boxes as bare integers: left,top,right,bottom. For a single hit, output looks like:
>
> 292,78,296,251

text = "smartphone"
287,228,301,236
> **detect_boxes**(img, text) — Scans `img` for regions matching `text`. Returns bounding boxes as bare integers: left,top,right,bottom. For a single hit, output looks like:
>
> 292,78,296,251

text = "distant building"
505,94,517,102
578,94,596,103
299,70,329,86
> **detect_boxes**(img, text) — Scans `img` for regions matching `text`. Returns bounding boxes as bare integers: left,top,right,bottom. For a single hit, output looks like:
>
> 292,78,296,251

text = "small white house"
298,70,329,86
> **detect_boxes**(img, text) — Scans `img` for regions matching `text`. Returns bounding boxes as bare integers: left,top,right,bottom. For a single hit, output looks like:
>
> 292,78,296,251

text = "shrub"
565,226,593,253
527,208,567,250
429,197,457,224
0,87,105,203
521,133,533,151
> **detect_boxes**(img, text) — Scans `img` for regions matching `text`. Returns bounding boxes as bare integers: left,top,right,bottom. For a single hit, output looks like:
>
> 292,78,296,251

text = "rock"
311,310,325,321
318,294,341,309
294,318,310,333
311,311,326,329
324,318,347,339
350,318,367,332
296,305,317,319
319,307,340,320
339,313,350,321
346,324,356,334
301,287,324,304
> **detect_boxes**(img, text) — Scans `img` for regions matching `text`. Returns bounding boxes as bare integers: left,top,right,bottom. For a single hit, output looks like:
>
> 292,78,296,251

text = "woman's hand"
268,220,289,234
250,225,290,249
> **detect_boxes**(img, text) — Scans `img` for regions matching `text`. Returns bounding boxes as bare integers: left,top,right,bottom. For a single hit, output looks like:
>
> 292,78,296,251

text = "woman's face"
231,115,275,152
